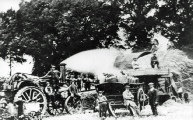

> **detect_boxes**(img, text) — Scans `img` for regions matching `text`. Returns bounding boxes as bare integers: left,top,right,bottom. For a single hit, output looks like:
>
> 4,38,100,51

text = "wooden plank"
125,68,169,76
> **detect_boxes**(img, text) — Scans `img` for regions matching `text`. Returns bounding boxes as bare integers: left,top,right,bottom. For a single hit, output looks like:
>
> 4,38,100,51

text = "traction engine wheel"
14,86,47,114
64,96,82,114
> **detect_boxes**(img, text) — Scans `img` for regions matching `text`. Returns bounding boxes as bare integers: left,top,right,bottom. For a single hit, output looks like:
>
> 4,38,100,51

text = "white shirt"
178,87,183,93
131,60,139,69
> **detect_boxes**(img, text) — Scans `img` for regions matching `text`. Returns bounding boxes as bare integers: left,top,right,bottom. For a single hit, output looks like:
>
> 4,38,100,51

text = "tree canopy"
0,0,192,75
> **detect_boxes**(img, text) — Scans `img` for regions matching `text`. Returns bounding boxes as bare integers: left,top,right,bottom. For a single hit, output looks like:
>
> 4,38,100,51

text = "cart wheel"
14,86,47,115
65,96,83,114
108,102,132,118
47,98,64,115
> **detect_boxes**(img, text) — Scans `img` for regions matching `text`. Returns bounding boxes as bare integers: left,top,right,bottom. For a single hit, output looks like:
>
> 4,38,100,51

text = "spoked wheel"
65,96,83,114
108,102,132,118
14,86,47,114
47,98,64,115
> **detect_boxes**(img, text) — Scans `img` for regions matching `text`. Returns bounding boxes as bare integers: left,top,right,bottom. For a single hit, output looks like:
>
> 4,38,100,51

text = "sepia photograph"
0,0,193,120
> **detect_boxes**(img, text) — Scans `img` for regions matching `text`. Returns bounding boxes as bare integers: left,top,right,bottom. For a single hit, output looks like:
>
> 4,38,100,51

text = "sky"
0,0,31,12
0,0,33,77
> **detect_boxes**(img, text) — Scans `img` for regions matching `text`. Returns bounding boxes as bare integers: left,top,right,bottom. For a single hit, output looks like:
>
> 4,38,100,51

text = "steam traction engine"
0,68,81,117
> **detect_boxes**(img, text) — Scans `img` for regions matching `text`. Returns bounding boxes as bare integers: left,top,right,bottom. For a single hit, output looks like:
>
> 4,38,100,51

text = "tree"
0,9,25,62
118,0,160,51
155,0,193,47
0,0,121,75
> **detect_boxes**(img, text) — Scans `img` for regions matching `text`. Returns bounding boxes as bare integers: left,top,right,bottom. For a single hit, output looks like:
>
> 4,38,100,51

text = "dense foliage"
0,0,192,75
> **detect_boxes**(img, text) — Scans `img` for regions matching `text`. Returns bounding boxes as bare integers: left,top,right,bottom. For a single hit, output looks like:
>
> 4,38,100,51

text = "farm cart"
95,82,147,117
0,72,82,116
125,68,179,104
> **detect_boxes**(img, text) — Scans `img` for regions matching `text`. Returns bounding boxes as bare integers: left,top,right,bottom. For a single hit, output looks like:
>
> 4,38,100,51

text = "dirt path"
43,100,193,120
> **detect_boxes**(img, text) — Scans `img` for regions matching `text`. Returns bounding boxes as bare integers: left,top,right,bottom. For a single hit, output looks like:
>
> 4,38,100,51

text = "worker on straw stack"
122,85,141,117
151,39,159,53
147,83,159,116
151,54,160,69
131,58,140,70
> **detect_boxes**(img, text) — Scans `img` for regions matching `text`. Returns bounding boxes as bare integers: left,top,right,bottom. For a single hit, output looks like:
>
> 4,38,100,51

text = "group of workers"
42,65,97,95
65,73,96,91
96,82,159,117
97,83,158,117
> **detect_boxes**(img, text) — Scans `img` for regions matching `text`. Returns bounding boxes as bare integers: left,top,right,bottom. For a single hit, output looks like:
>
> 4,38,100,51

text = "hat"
148,82,154,86
51,65,56,68
125,85,130,88
98,91,104,93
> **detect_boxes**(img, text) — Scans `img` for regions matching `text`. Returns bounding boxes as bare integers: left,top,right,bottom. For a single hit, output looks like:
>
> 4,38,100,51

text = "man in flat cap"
147,82,159,116
122,85,141,116
96,91,108,117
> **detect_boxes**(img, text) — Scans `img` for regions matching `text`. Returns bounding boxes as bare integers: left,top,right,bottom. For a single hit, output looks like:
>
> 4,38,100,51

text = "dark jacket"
148,88,159,105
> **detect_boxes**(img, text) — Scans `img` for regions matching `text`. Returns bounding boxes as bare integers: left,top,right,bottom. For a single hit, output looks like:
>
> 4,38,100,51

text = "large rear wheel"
14,86,47,115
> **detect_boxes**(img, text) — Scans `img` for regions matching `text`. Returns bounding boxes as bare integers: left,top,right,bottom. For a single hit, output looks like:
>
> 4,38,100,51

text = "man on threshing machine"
147,83,159,116
122,85,141,117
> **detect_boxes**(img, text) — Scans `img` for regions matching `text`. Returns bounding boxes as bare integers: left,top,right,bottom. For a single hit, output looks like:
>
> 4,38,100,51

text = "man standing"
42,65,61,92
122,85,141,117
184,92,189,103
147,83,159,116
45,81,54,102
84,74,91,91
68,79,81,104
151,54,160,69
77,74,82,92
96,91,108,117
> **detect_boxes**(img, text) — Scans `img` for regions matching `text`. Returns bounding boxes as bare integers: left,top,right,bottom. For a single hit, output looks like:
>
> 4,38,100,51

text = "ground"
43,100,193,120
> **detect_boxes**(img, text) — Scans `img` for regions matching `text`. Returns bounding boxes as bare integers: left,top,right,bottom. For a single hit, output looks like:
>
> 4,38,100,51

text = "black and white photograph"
0,0,193,120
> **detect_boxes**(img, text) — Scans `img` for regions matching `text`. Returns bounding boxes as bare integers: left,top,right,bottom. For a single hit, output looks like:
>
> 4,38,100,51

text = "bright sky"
0,0,33,77
0,0,31,12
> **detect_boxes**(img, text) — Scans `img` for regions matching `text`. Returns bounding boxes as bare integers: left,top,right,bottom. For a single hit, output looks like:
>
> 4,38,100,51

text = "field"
43,100,193,120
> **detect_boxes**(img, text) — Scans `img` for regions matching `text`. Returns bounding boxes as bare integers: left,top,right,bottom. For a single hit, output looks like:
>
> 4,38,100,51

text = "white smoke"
61,33,170,82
